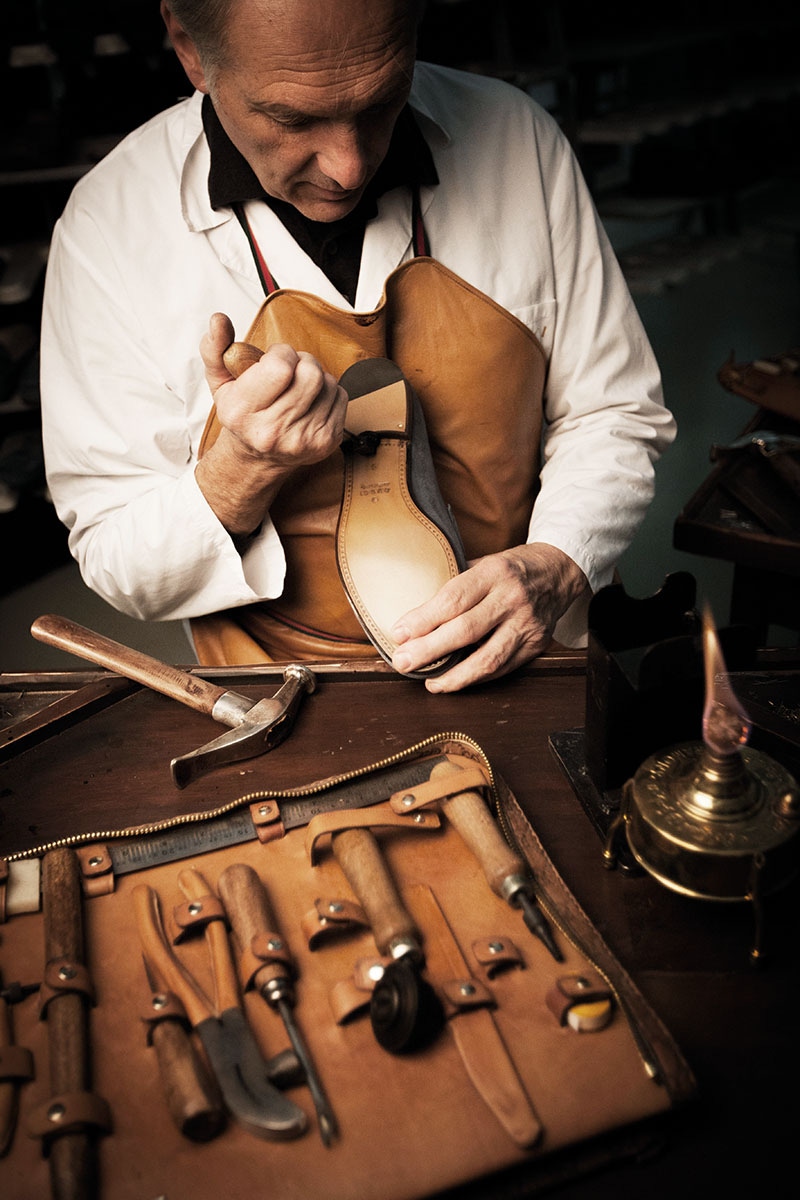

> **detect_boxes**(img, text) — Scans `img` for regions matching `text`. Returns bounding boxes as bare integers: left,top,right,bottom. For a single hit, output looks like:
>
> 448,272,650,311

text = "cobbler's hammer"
30,614,315,788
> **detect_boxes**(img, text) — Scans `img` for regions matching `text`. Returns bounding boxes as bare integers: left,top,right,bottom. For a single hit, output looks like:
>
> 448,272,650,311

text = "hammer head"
170,665,315,788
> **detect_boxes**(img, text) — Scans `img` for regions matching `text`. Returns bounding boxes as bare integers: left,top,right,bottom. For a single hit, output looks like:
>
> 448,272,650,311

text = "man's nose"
315,123,370,191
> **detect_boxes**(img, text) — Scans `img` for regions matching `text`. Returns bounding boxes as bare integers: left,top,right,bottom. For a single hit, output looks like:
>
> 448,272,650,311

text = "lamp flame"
701,605,752,755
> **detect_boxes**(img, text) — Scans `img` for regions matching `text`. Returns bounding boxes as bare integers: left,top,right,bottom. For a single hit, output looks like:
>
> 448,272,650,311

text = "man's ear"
160,1,210,93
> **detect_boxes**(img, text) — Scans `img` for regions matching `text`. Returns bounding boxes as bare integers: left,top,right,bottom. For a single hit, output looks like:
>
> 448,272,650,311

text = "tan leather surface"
190,607,378,667
192,258,546,664
0,758,690,1200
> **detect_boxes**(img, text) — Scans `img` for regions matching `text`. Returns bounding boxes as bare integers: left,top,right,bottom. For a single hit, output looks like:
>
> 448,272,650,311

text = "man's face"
172,0,418,223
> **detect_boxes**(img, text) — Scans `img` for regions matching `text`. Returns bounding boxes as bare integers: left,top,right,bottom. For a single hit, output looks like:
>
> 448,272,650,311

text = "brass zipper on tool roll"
1,732,495,863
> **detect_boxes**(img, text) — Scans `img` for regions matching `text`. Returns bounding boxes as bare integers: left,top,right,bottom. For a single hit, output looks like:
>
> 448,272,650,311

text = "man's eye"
265,111,313,129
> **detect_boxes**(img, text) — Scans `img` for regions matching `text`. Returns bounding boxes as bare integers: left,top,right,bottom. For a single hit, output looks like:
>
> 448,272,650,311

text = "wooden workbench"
1,656,797,1198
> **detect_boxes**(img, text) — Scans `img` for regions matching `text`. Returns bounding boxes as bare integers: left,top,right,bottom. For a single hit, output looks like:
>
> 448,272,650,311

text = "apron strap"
234,189,429,298
411,186,430,257
233,203,279,295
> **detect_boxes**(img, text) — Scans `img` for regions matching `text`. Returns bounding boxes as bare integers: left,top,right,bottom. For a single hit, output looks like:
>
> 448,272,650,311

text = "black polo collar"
203,94,438,214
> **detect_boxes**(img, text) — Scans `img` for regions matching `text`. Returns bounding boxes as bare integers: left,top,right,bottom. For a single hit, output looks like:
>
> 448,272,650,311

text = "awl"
30,613,315,787
218,863,339,1146
427,760,563,961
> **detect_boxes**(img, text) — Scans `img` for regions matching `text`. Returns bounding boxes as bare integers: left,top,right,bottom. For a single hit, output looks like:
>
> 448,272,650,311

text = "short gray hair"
163,0,232,69
164,0,427,72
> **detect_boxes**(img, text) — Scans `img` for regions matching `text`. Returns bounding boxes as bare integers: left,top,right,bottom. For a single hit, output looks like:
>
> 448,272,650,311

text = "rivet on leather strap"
38,958,95,1017
27,1090,112,1142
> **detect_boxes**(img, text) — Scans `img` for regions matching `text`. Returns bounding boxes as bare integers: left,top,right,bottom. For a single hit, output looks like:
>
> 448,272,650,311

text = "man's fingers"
389,551,564,686
392,572,486,645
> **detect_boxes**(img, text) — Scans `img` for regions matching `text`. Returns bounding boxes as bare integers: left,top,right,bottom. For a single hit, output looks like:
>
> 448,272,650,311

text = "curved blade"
197,1010,307,1140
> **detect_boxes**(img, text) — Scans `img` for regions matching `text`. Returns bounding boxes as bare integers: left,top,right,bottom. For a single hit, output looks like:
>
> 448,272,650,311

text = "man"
39,0,675,691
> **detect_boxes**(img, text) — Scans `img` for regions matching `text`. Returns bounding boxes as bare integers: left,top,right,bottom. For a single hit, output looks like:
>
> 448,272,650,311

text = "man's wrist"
230,523,262,555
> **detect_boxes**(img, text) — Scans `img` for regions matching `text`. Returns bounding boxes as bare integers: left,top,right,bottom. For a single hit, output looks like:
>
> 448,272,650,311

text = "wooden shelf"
578,76,800,145
617,230,765,296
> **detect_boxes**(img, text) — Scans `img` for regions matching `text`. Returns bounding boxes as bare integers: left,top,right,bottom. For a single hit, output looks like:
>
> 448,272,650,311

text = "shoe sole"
336,358,466,679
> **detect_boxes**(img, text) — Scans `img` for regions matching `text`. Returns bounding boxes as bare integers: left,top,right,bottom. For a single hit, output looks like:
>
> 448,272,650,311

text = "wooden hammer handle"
31,614,229,716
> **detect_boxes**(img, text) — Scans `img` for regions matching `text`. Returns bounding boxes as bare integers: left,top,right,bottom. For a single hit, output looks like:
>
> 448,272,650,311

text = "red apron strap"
233,203,280,295
235,188,429,298
411,186,430,257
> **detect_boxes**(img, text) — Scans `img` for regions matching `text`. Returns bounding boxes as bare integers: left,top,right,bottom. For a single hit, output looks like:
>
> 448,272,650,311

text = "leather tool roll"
0,737,695,1200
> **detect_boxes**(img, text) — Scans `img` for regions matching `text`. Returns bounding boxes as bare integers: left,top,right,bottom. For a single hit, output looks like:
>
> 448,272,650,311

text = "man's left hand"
390,543,589,692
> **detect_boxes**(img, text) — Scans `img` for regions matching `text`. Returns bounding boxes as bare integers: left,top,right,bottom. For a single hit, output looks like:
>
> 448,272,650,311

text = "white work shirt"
40,62,675,643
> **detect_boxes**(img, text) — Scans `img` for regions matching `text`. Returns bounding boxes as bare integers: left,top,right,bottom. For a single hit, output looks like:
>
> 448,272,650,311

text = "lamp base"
623,741,800,903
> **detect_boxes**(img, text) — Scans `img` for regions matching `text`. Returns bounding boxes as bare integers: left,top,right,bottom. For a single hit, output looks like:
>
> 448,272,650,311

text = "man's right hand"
195,312,349,539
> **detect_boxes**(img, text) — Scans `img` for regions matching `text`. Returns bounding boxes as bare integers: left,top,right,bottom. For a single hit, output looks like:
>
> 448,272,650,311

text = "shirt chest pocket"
510,299,556,361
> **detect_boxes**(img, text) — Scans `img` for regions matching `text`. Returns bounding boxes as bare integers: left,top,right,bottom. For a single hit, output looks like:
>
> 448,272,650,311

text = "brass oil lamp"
615,608,800,961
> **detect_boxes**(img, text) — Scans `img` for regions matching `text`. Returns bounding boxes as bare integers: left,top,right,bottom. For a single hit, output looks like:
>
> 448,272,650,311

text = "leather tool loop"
238,930,294,992
329,979,372,1025
389,761,491,813
302,898,370,948
0,1043,34,1082
329,957,390,1024
249,799,283,844
140,988,189,1039
440,977,495,1018
546,973,614,1028
472,936,524,978
250,799,280,823
38,958,95,1017
76,844,116,897
352,956,392,990
27,1090,112,1143
172,893,226,942
305,801,441,864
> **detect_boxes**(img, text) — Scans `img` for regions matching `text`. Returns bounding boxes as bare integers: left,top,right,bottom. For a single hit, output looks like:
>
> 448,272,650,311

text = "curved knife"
133,878,306,1140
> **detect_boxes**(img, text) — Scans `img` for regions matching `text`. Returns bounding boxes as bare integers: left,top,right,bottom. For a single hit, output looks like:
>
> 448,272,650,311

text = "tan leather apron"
192,256,546,665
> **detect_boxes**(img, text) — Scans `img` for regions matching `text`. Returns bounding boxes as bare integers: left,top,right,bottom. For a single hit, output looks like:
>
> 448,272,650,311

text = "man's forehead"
226,0,417,112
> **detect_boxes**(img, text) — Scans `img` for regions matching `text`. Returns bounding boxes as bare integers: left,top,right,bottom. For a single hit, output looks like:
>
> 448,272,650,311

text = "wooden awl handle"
223,341,264,377
332,828,421,960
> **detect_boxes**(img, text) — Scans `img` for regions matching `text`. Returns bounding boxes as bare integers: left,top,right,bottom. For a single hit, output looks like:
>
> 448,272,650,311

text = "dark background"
1,0,799,665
